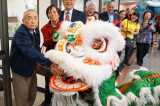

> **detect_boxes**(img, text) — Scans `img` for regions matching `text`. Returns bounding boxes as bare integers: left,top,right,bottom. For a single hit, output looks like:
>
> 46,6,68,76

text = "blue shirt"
29,30,36,35
108,12,114,23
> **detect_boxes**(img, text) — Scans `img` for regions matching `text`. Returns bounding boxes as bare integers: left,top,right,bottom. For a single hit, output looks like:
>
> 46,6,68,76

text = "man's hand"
50,63,64,75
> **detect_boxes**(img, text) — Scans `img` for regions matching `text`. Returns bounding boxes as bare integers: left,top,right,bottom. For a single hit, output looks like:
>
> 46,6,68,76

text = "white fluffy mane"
45,50,112,87
81,20,125,64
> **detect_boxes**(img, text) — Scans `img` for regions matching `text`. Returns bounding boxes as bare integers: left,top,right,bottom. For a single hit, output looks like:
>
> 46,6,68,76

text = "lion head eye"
67,34,76,43
92,37,109,53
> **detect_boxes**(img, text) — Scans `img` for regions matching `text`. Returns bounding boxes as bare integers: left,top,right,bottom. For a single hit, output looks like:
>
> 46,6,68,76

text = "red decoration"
55,21,62,33
113,19,119,26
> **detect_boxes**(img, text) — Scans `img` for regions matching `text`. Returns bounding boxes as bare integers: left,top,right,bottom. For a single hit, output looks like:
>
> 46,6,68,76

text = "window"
8,0,37,38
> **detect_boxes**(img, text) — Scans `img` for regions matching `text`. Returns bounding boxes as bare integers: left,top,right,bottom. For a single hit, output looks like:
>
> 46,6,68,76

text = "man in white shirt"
59,0,86,24
99,1,120,27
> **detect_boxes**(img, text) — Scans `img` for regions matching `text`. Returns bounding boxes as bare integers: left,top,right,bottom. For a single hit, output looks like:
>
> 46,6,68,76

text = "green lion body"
96,70,160,106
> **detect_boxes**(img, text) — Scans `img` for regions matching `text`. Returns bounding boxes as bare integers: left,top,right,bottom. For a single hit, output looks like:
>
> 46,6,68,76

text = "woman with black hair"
121,12,140,66
136,10,155,66
41,4,61,106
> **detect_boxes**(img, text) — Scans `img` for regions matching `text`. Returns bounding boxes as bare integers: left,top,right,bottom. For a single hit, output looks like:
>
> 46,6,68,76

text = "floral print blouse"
136,20,155,44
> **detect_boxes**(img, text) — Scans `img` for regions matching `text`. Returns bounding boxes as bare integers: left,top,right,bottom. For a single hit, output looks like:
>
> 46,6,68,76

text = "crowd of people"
9,0,160,106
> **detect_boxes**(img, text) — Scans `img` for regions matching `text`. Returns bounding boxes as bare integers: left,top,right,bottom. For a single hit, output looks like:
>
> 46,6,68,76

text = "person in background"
85,0,97,18
150,13,155,47
59,0,86,24
121,12,140,66
155,14,160,50
93,11,99,20
124,8,131,19
114,9,119,14
99,1,120,27
10,9,63,106
119,10,126,27
40,5,61,106
102,7,107,13
136,10,155,66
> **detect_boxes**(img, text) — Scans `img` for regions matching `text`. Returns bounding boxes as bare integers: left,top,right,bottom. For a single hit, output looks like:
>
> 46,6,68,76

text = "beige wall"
39,0,51,47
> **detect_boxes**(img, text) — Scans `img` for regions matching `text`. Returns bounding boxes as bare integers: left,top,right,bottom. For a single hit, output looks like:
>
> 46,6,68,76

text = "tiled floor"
117,47,160,85
0,87,44,106
0,38,160,106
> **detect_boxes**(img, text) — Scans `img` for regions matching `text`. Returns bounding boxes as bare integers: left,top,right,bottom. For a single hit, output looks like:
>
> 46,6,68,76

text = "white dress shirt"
107,12,114,23
63,8,73,21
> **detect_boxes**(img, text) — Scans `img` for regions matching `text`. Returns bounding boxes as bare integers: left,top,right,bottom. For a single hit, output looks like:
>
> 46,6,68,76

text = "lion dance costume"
45,20,160,106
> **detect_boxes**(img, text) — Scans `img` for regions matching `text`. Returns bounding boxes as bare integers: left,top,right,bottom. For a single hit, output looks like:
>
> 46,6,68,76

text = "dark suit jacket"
99,12,120,27
59,9,86,24
10,24,52,77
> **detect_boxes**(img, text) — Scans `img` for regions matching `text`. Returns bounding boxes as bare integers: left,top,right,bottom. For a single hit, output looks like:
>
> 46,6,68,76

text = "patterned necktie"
32,32,36,47
32,32,37,70
65,12,70,21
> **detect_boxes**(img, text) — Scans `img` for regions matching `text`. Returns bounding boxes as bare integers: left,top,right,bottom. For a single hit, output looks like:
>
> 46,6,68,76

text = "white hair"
23,9,37,19
86,1,97,8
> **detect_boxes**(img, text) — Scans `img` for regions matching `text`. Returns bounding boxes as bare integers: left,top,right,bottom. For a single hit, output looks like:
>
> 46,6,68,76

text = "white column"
39,0,50,47
114,0,120,10
38,0,51,88
92,0,99,12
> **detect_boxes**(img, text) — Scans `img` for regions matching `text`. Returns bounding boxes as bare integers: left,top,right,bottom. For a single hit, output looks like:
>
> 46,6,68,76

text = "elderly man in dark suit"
59,0,86,24
99,1,120,27
10,9,63,106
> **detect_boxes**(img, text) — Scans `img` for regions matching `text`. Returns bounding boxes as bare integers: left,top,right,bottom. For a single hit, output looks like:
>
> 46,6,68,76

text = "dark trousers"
44,78,52,105
124,47,132,64
136,43,150,65
115,51,122,78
